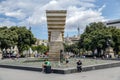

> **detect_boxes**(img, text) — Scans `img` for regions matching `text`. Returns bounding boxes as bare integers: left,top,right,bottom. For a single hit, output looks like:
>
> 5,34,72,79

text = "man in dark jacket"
76,60,82,72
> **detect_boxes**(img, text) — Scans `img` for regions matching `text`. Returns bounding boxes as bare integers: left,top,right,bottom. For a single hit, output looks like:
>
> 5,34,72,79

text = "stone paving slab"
0,58,119,68
0,61,120,74
1,67,120,80
0,58,120,74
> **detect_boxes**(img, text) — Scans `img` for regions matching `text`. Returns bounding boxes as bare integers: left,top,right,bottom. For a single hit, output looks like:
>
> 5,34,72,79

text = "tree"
10,26,36,53
66,22,120,57
31,45,48,54
0,27,18,48
0,26,37,54
110,27,120,54
64,43,80,55
79,22,115,56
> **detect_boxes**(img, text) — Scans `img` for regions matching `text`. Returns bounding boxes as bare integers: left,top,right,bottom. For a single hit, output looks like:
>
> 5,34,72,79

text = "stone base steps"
0,62,120,74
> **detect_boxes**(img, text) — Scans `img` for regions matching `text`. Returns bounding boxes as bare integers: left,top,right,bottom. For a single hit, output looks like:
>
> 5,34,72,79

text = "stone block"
48,52,60,61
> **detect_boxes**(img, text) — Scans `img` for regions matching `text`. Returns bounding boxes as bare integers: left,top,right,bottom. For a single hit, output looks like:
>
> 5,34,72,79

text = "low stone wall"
54,62,120,74
0,62,120,74
0,65,42,72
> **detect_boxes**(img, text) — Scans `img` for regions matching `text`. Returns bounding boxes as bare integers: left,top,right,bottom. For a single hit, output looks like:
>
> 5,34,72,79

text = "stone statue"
105,38,114,58
28,47,33,57
106,39,111,47
10,47,14,54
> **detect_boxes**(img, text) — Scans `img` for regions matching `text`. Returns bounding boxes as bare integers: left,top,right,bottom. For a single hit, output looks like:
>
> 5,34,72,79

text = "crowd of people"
2,47,19,59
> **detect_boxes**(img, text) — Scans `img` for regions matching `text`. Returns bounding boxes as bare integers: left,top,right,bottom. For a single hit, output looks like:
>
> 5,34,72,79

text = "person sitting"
42,59,51,73
76,60,82,72
66,58,69,64
65,57,69,67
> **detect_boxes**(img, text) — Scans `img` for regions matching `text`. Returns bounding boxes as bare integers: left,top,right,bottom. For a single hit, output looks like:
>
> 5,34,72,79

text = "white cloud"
98,4,106,12
5,10,26,19
0,0,106,33
81,0,96,2
0,18,16,27
65,8,105,32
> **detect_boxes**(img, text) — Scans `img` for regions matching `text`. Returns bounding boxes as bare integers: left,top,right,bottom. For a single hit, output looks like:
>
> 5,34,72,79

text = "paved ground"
0,58,119,68
0,67,120,80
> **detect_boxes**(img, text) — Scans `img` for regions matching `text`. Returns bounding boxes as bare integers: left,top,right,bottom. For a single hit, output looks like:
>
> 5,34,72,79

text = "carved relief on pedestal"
50,31,62,42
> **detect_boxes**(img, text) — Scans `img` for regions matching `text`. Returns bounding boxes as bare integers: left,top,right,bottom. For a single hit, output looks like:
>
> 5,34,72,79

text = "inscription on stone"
51,31,62,42
49,42,63,52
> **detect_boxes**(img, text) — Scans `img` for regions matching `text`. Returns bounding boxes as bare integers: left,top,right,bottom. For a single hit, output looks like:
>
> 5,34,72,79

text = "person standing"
76,60,82,72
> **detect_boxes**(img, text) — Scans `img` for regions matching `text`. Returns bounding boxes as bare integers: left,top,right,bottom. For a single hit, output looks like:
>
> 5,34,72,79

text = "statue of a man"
3,48,6,54
106,39,111,47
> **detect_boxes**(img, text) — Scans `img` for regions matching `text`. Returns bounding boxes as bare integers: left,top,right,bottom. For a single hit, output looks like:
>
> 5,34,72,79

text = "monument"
105,47,114,58
105,38,115,58
46,10,67,61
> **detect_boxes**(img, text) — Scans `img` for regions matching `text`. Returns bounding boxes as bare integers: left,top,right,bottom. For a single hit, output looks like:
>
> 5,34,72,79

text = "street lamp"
0,41,2,59
0,41,1,48
60,49,63,63
0,41,1,51
29,26,32,57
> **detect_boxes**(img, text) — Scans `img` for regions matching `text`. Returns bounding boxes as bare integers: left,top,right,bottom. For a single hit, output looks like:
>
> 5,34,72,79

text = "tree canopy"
31,45,48,54
79,22,120,55
64,22,120,56
0,26,36,53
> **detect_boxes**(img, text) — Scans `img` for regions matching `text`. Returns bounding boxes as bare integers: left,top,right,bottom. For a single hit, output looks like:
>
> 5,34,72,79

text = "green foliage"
64,43,80,55
31,45,48,54
0,26,37,53
79,22,120,55
64,22,120,56
0,27,18,48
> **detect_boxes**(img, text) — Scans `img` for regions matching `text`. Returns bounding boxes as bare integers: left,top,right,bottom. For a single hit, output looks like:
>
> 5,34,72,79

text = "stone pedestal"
105,47,115,58
46,10,67,61
48,42,63,61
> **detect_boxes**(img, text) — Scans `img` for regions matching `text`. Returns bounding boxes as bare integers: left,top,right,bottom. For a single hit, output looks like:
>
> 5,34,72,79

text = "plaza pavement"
0,58,120,74
0,58,119,68
0,67,120,80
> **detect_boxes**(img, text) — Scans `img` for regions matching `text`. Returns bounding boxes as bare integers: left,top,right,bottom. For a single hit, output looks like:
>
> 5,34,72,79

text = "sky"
0,0,120,40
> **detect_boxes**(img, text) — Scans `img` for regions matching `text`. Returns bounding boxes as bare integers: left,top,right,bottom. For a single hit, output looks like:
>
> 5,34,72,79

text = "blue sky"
0,0,120,40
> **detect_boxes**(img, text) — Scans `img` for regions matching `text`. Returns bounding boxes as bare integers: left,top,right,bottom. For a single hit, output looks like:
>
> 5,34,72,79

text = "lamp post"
0,41,2,59
29,26,31,46
0,41,1,49
60,49,63,63
29,26,32,57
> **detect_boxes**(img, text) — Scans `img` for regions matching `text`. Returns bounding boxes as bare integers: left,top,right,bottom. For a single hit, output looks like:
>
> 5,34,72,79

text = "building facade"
105,19,120,28
64,35,80,45
33,39,48,46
